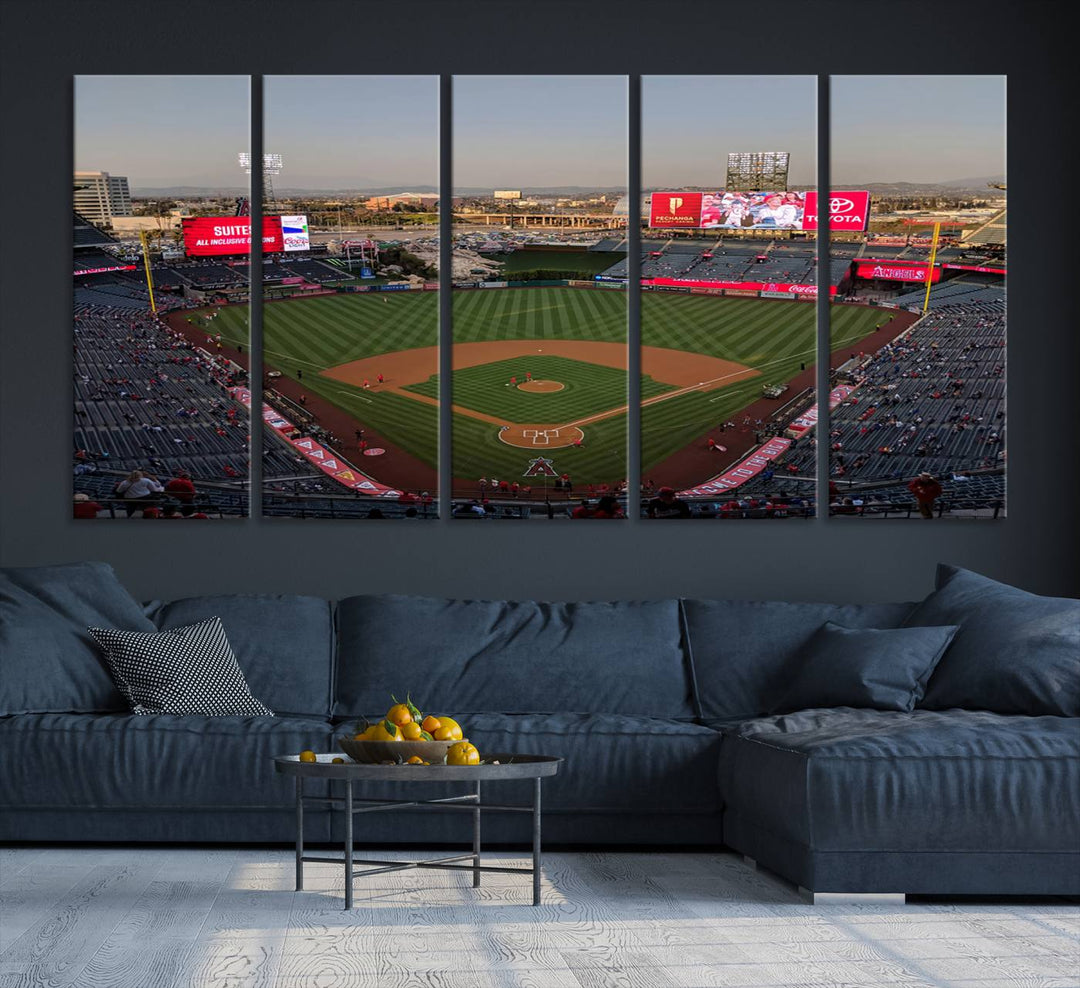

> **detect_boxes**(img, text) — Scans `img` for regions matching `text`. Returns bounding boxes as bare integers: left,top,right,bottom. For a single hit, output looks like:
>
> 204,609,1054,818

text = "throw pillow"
87,617,274,716
772,621,959,714
905,564,1080,716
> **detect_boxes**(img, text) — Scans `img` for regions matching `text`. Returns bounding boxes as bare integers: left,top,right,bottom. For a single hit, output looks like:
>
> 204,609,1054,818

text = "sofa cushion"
718,708,1080,854
772,622,959,714
905,565,1080,716
0,713,332,811
681,599,917,724
0,562,155,715
145,595,334,717
335,595,692,719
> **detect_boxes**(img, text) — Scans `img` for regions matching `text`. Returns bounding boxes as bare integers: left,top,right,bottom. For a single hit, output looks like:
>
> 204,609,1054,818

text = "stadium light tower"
239,152,284,213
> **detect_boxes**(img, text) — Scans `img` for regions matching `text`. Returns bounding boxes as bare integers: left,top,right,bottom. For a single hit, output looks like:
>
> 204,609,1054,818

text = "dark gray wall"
2,0,1075,603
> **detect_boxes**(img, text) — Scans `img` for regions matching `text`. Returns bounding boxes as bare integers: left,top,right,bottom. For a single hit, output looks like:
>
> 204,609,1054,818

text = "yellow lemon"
400,721,423,740
386,703,412,727
421,715,441,734
446,741,480,766
298,750,317,763
370,720,402,742
406,755,425,765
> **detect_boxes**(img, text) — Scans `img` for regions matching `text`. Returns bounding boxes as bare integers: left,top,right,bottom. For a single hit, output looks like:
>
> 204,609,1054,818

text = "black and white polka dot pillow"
88,617,273,716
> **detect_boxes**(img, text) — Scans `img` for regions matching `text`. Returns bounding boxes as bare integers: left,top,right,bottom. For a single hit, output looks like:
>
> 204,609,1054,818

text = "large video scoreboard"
180,215,310,257
648,191,871,232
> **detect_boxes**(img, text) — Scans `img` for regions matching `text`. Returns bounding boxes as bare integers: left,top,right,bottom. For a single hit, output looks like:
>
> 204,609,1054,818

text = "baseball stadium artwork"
828,75,1006,519
640,75,825,519
251,75,440,519
73,76,252,520
72,73,1006,523
450,75,630,519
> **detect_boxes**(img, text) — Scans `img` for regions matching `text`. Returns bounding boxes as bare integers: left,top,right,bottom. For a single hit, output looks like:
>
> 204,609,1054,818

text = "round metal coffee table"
274,754,562,908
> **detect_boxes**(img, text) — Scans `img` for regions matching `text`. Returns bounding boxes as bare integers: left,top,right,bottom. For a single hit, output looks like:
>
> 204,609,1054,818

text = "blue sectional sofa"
1,561,1077,897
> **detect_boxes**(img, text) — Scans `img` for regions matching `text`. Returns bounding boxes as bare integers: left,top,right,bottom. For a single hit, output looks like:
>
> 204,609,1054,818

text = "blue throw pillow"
905,565,1080,716
772,621,959,714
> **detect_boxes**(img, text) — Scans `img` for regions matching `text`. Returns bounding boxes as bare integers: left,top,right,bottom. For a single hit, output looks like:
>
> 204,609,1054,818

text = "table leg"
295,776,304,892
344,779,353,910
473,780,481,888
532,777,542,906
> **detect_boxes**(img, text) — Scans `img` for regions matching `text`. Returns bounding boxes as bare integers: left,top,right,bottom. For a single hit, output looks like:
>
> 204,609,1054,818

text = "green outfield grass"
480,249,625,277
200,287,897,486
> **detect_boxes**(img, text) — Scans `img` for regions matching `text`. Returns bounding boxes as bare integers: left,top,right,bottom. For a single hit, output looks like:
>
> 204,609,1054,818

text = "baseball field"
201,286,899,490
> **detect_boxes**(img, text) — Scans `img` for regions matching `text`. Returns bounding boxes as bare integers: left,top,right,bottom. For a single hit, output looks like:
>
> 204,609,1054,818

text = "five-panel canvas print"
73,75,1005,521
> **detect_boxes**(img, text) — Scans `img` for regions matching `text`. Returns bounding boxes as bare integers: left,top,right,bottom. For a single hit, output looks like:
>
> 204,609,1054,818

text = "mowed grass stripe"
187,290,895,485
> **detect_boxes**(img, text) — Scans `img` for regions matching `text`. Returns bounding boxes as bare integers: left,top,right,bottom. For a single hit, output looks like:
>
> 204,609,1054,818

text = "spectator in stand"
72,493,103,519
593,495,624,519
647,487,691,519
908,472,943,519
115,470,164,517
164,470,197,516
571,499,593,519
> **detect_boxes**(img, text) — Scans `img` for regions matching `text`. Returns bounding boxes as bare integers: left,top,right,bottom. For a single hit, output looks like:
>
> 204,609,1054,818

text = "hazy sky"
644,76,816,188
454,76,626,189
76,76,250,188
831,76,1005,184
265,76,437,188
76,74,1005,192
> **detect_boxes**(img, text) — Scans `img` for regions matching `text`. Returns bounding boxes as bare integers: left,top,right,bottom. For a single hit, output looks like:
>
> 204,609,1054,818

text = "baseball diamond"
199,286,902,490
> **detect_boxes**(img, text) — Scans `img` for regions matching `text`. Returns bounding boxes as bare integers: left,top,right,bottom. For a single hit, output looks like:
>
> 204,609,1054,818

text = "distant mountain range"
131,184,627,198
132,178,1004,198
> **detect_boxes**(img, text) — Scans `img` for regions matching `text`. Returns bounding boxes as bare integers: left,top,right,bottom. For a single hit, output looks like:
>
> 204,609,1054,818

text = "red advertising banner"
73,264,137,277
648,190,870,231
649,192,703,228
645,276,838,296
230,388,401,497
854,259,942,283
942,263,1006,275
786,384,859,438
182,217,285,257
677,436,793,498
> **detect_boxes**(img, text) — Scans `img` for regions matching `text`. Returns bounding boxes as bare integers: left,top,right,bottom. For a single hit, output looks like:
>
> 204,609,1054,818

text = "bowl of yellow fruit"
337,695,476,765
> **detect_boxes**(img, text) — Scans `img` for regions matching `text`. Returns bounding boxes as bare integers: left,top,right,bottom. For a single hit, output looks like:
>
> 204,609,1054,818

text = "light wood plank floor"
1,848,1077,988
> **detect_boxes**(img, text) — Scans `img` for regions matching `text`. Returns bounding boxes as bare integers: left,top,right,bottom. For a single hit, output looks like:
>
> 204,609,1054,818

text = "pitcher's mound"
517,380,565,393
499,425,584,449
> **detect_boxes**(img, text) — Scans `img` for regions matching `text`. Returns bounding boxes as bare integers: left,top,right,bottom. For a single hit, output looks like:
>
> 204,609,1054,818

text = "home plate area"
499,424,584,449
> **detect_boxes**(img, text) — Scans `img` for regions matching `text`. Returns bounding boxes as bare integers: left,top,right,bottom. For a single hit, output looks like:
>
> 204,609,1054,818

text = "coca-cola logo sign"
787,283,818,294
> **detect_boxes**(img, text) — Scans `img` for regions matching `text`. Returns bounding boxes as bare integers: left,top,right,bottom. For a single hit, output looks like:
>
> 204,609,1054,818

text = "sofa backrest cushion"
681,598,917,723
144,594,334,718
335,595,691,720
906,564,1080,716
0,562,155,715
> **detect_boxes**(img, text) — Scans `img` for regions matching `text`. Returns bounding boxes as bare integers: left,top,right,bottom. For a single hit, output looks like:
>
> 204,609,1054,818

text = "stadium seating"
73,304,251,491
781,299,1005,494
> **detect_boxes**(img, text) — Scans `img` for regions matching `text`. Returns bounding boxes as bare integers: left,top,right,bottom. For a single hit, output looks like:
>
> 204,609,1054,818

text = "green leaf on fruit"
382,719,398,738
419,730,434,741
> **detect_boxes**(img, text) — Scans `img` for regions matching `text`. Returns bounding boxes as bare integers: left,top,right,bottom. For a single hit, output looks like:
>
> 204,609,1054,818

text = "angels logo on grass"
523,457,558,478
